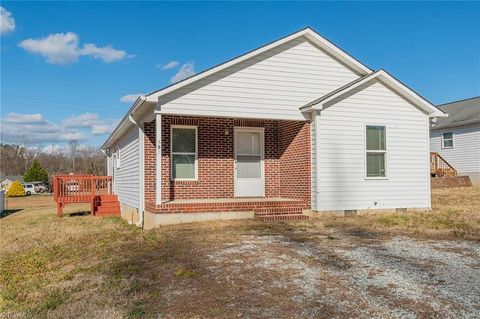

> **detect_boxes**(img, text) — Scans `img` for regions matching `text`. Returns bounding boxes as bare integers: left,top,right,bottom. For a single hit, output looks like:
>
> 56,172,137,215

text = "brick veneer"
143,115,311,207
278,121,311,204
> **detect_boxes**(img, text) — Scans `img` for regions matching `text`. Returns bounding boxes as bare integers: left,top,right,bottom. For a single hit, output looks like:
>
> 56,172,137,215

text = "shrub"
6,180,25,197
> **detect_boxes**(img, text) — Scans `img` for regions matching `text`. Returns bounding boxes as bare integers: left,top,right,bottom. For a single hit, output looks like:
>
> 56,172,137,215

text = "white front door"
234,128,264,197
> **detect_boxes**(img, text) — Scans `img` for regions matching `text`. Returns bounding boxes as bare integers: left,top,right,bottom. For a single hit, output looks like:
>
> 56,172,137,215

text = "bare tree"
68,140,79,173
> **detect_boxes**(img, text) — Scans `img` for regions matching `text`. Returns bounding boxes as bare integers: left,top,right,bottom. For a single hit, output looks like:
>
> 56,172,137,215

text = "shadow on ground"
0,209,23,219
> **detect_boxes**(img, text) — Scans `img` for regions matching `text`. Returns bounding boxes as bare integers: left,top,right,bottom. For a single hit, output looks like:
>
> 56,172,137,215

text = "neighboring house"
103,28,445,229
430,97,480,186
0,176,25,190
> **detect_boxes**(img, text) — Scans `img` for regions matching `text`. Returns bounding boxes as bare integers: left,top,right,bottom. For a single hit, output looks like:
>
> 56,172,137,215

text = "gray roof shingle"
431,97,480,131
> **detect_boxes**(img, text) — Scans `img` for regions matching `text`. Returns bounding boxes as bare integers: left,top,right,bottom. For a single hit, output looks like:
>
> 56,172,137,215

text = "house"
102,28,445,229
0,175,25,190
430,97,480,186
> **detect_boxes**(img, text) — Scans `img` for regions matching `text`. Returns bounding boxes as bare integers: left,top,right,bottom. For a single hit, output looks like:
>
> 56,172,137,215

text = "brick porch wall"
143,115,310,205
278,121,311,205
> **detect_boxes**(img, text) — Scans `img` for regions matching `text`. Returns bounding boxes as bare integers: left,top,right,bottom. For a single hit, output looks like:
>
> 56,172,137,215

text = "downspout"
128,114,145,228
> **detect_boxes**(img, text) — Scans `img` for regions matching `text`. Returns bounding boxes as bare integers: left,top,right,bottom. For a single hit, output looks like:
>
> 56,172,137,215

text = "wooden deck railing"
430,152,457,177
53,175,112,216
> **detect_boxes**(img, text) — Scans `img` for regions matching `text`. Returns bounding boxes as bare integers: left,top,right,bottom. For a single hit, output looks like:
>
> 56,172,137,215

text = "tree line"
0,143,107,184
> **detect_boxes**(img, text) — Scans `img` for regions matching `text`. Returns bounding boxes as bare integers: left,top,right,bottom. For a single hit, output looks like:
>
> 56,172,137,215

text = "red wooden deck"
53,175,120,217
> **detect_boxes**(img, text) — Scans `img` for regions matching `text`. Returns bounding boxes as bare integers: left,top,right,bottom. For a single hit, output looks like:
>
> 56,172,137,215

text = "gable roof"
144,27,371,103
0,175,24,183
431,96,480,131
300,69,447,118
103,27,371,149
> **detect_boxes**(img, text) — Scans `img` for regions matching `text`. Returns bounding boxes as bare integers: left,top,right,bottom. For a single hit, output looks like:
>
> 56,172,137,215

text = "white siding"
315,80,430,211
430,125,480,174
160,38,360,121
113,127,140,209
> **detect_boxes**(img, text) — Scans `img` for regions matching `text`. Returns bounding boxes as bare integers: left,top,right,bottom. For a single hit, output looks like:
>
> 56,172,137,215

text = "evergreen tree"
23,159,49,184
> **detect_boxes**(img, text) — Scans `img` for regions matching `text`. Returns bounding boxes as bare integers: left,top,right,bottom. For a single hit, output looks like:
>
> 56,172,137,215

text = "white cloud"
18,32,131,65
80,43,127,63
62,113,118,136
170,62,196,83
2,113,45,124
19,32,80,64
157,60,179,70
0,6,15,35
120,93,144,103
0,112,118,144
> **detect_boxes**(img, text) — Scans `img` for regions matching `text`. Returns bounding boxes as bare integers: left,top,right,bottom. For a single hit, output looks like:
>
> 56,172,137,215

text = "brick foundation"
144,115,311,208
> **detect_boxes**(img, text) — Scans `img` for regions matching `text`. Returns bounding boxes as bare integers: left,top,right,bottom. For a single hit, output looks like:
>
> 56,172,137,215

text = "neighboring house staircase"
429,152,473,188
430,152,457,177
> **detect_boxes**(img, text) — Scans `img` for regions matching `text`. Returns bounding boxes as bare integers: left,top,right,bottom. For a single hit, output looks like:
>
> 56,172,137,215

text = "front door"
234,128,264,197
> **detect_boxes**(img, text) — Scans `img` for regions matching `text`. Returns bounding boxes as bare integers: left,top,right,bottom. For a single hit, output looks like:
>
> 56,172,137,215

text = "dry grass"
316,187,480,241
0,187,478,318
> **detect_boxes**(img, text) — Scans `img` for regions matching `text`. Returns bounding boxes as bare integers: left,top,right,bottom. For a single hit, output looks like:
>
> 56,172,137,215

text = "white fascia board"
304,70,447,118
303,29,371,75
145,28,371,103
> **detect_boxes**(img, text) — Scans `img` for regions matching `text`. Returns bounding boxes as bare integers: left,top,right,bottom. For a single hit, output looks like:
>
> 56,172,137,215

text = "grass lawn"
1,187,479,318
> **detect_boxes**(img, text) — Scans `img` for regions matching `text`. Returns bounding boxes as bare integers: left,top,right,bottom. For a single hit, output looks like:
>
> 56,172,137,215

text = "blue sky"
1,1,479,149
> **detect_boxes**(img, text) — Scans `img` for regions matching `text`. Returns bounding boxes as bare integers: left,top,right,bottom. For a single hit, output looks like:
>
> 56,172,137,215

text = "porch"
143,115,312,221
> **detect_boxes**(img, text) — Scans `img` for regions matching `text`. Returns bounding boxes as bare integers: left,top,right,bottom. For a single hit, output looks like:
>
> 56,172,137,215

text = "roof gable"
144,28,371,103
301,69,446,118
103,27,372,148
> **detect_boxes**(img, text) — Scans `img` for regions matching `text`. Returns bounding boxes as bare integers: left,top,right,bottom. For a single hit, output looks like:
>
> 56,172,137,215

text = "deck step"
97,201,120,208
256,214,309,222
98,194,118,201
94,194,120,216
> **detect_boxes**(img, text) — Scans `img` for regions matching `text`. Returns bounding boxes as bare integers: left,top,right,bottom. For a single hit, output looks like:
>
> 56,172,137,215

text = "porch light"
224,128,229,136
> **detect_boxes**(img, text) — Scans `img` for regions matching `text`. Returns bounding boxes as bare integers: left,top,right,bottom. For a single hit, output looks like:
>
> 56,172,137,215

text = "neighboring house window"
366,125,387,178
442,132,454,148
171,126,197,180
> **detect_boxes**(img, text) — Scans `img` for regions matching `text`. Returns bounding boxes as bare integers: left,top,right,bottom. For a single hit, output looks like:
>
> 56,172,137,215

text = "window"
366,125,386,178
171,126,197,180
442,132,453,148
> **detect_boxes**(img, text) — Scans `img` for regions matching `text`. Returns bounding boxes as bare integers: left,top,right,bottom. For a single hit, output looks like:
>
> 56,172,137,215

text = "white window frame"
442,131,454,149
170,125,198,181
364,124,388,180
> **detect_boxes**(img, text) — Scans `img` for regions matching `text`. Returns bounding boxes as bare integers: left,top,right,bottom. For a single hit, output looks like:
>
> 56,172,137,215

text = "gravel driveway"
205,233,480,319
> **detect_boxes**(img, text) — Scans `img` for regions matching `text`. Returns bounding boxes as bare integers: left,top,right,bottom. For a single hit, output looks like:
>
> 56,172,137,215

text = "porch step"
256,214,309,222
254,207,305,215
